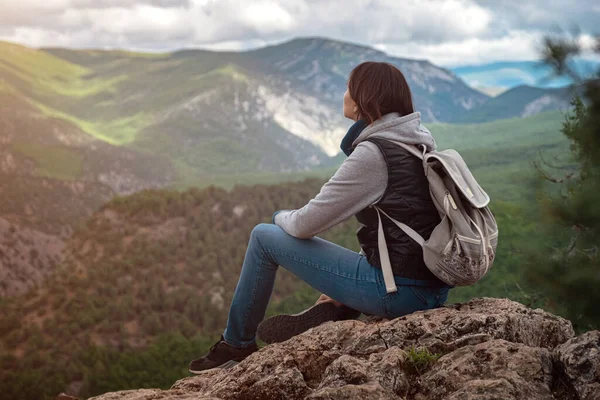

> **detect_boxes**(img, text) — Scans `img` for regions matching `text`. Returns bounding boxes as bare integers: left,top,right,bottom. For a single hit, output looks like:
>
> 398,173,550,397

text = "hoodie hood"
351,111,437,152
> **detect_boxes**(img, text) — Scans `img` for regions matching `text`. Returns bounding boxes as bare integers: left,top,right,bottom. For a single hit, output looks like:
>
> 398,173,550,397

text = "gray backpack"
373,143,498,293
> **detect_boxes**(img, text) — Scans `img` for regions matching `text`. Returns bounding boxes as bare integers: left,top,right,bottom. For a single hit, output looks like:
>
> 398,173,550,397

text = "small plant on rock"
404,345,441,375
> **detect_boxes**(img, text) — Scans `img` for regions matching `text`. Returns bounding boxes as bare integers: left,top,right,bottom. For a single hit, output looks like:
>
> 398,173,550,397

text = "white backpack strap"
375,206,425,245
376,208,398,294
374,206,426,294
393,142,427,160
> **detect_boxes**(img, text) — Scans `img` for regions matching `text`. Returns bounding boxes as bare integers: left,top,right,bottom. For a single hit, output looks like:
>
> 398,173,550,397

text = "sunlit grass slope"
0,41,151,145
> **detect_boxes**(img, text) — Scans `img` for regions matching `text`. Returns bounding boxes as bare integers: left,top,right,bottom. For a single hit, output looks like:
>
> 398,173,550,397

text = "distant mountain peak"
283,36,385,52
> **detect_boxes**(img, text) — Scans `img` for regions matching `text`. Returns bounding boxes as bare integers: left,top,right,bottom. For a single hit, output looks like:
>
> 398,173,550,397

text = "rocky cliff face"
86,298,599,400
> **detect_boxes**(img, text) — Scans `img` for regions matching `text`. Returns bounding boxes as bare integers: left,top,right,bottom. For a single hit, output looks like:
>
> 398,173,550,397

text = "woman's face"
343,88,358,121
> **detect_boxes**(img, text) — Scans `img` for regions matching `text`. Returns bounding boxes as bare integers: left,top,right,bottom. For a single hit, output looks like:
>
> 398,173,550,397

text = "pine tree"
526,34,600,331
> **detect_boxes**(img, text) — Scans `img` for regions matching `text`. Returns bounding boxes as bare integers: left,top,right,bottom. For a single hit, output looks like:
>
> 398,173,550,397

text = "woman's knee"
250,223,282,243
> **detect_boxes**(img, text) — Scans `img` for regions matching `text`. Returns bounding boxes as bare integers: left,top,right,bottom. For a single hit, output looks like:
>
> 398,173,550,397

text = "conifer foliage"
526,34,600,331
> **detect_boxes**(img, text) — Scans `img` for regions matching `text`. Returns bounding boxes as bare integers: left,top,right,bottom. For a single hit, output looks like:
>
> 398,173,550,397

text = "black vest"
356,138,443,282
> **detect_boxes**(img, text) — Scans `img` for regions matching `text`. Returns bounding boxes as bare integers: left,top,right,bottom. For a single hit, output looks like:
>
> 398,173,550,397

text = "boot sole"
257,303,360,344
189,359,239,375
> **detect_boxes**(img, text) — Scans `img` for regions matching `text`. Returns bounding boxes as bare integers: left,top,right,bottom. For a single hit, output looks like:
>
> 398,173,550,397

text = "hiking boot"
257,302,361,344
188,335,258,374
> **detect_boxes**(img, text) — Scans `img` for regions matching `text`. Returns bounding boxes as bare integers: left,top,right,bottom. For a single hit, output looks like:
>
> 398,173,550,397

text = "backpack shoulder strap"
375,206,425,246
393,142,427,160
373,205,425,294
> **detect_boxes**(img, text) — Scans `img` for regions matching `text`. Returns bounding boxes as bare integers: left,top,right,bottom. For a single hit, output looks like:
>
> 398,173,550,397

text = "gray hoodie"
274,112,436,239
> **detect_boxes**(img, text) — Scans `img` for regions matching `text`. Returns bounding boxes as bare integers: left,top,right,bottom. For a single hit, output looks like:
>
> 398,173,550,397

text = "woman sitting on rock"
189,61,452,374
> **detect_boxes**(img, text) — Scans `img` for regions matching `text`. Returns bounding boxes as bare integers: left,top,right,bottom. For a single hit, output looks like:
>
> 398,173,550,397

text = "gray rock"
554,330,600,400
88,388,221,399
416,339,554,399
88,298,581,400
307,382,398,399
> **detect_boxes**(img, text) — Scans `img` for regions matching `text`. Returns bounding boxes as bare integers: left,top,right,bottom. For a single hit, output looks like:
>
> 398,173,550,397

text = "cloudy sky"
1,0,598,66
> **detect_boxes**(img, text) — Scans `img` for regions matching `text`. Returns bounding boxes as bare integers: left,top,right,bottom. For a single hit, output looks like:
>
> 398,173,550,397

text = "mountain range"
1,37,489,178
453,85,575,124
2,37,579,183
452,59,600,95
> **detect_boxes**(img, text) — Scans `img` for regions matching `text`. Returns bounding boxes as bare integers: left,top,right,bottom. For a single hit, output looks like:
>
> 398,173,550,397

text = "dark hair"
347,62,414,124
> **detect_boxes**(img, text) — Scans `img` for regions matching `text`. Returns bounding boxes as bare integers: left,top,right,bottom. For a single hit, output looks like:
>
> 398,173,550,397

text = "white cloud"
474,0,600,34
240,2,296,32
580,34,597,51
197,39,271,52
0,0,597,66
86,6,189,37
0,0,492,48
376,31,545,66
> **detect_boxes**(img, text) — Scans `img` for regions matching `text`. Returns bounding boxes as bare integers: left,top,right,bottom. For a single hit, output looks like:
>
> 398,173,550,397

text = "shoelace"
209,340,226,352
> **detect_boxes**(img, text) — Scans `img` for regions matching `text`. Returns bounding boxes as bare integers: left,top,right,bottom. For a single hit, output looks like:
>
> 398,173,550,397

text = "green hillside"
1,41,331,177
184,111,570,204
0,41,145,145
431,110,571,202
10,141,84,180
0,43,175,193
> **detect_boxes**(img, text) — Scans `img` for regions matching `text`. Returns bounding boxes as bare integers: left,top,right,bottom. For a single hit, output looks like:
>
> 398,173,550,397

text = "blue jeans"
223,223,451,348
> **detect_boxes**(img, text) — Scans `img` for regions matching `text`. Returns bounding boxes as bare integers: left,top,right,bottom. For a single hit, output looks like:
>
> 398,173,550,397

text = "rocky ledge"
88,298,599,400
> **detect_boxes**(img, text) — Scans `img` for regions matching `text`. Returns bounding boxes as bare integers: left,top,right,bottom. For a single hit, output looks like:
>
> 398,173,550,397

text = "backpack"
373,143,498,293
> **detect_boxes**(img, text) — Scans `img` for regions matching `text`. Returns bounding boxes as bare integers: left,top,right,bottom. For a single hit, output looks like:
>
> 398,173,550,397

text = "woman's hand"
315,293,344,308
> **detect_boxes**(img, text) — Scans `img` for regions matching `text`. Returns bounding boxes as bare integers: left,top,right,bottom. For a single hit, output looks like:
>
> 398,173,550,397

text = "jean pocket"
381,286,428,319
409,286,431,306
410,286,449,308
381,290,402,319
382,286,451,319
435,287,450,306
